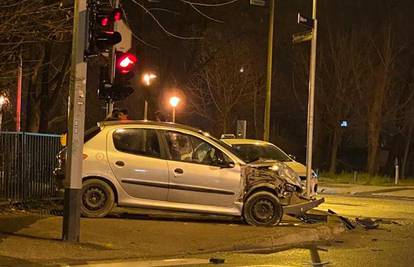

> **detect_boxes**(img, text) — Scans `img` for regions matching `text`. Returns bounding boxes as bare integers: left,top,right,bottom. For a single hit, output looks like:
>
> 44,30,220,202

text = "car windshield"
204,134,242,157
230,143,292,163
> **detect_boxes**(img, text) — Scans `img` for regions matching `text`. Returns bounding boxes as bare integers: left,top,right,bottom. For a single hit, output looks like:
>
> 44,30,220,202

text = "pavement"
0,205,344,266
2,182,413,266
319,182,414,199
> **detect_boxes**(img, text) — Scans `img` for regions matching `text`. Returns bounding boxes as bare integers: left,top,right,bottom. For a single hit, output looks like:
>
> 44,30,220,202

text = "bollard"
353,171,358,183
395,158,399,185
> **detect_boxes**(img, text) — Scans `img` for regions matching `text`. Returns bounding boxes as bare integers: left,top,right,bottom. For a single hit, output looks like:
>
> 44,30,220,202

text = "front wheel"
81,179,115,218
243,191,283,226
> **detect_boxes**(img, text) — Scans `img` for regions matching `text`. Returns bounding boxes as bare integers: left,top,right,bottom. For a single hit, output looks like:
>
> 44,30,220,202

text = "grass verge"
319,172,414,186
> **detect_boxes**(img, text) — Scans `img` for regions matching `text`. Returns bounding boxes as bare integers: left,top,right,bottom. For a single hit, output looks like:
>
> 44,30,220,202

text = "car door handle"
174,168,184,175
115,161,125,167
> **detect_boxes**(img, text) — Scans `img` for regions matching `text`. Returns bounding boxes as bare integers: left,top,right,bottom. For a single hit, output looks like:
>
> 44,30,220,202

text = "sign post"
305,1,318,198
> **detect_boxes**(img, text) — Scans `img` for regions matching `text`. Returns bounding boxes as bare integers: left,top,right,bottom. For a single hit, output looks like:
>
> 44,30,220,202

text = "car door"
163,131,242,208
107,127,169,201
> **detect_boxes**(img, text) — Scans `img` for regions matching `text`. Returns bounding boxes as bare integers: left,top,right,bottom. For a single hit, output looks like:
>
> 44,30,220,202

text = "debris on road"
355,217,379,229
327,209,355,230
209,258,225,264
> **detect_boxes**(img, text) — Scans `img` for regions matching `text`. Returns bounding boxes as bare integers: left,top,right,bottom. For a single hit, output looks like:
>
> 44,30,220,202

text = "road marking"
73,258,210,267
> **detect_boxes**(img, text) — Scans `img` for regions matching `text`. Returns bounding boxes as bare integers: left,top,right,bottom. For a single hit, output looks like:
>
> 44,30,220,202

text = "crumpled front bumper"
283,197,325,216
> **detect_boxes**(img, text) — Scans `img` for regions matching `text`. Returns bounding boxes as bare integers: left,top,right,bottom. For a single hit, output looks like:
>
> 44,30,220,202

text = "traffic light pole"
62,0,88,242
305,0,318,198
263,0,275,141
105,0,120,117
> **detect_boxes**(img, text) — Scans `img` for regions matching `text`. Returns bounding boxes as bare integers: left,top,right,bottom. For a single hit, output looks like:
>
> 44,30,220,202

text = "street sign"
292,30,313,44
250,0,266,7
297,13,314,28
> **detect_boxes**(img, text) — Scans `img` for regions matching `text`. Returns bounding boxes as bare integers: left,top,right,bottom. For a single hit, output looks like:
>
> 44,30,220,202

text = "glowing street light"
141,72,157,120
169,96,180,123
0,94,9,131
142,72,157,86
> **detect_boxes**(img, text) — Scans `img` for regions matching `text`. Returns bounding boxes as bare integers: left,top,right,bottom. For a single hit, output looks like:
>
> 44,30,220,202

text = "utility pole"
62,0,88,242
263,0,275,141
305,0,318,198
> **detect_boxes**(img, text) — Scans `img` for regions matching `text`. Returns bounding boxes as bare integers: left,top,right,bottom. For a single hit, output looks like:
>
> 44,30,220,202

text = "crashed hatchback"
54,121,323,226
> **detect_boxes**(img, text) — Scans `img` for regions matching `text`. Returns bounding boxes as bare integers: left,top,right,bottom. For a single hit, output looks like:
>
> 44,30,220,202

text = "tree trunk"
367,67,388,176
25,45,45,132
329,126,341,174
39,42,52,133
402,120,413,178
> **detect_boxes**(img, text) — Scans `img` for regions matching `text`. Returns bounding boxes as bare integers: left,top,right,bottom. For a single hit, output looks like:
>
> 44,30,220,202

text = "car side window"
164,131,231,166
113,128,161,158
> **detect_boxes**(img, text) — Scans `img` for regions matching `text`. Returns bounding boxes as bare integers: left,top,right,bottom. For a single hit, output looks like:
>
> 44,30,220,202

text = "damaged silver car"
54,121,323,226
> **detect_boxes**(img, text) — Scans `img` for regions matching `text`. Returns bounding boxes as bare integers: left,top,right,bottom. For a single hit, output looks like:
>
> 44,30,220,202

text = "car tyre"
81,179,115,218
243,191,283,226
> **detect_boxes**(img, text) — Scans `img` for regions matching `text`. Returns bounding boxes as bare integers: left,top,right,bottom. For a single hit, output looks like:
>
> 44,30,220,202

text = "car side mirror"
218,161,235,168
215,155,235,168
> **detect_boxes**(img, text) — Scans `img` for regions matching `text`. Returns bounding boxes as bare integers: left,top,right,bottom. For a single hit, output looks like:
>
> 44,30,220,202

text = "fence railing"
0,132,61,202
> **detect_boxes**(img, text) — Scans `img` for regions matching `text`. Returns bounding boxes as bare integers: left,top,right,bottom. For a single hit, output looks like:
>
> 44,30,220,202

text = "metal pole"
16,52,22,132
172,107,176,123
305,0,318,198
62,0,88,242
263,0,275,141
144,100,148,120
105,100,114,117
107,0,120,116
395,157,399,185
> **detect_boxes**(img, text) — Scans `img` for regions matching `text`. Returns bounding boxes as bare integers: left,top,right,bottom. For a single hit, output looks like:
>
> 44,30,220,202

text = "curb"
222,219,345,253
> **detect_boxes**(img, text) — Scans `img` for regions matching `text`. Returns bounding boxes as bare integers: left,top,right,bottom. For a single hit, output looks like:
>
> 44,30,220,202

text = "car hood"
283,161,306,176
244,159,302,189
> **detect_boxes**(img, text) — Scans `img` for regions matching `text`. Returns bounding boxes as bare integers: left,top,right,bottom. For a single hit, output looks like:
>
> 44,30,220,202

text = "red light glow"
100,17,109,26
117,53,137,74
114,10,122,21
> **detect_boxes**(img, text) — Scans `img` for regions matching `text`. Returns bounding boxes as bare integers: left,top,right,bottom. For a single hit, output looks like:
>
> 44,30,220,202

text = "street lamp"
0,94,9,131
169,96,180,123
141,72,157,120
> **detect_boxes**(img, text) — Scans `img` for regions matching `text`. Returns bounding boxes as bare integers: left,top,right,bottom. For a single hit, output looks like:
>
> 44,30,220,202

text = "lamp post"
0,94,9,131
142,72,157,120
169,96,180,123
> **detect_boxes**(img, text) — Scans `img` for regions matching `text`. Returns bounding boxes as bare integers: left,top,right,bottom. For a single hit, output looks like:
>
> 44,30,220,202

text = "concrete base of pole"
62,188,81,242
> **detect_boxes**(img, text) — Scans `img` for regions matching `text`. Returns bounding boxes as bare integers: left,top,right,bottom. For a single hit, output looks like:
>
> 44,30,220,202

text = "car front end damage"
241,160,324,217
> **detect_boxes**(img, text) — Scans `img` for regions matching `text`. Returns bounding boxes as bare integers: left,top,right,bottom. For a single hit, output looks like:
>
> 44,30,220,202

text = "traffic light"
87,1,122,56
98,51,137,101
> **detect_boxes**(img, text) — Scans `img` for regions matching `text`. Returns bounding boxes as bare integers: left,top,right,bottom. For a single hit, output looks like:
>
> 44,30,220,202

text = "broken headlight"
269,162,301,188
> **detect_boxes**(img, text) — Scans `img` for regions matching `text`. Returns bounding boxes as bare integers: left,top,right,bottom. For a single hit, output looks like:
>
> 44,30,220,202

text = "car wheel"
81,179,115,218
243,191,283,226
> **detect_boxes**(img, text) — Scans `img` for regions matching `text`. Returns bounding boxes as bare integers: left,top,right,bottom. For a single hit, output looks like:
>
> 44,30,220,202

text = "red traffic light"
113,9,122,21
100,17,109,26
116,53,137,74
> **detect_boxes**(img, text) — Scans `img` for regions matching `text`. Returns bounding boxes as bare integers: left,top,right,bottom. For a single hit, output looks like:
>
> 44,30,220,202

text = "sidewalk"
0,208,344,266
319,182,414,198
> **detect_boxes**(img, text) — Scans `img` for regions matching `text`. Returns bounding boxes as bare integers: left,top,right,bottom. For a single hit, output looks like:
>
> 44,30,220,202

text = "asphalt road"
188,193,414,267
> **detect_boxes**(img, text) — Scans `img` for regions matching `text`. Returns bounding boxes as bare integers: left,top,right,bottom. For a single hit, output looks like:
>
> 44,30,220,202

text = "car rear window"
84,126,101,143
113,128,160,158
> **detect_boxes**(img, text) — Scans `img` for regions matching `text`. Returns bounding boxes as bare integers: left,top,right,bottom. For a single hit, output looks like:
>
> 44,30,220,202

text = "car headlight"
269,162,301,188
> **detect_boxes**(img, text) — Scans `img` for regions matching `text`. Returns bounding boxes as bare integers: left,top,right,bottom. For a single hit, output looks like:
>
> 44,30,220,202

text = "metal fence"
0,132,61,202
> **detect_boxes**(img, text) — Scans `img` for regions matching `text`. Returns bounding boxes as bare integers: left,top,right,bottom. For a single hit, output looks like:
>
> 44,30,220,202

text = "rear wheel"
81,179,115,218
243,191,283,226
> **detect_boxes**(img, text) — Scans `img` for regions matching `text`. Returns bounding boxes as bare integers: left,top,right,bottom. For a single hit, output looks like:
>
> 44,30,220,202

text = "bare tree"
184,32,261,134
0,0,72,132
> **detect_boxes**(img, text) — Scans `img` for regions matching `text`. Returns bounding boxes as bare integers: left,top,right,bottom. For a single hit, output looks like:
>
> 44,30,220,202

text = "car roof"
221,138,272,146
99,120,205,134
